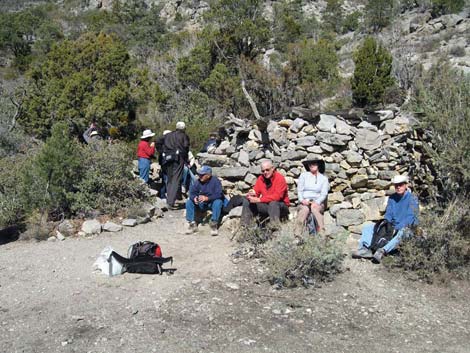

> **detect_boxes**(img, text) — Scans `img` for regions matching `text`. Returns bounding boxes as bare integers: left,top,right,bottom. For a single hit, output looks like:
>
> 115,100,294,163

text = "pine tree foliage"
351,37,394,107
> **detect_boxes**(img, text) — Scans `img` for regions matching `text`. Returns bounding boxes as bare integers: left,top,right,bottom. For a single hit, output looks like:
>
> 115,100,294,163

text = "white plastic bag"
93,246,124,277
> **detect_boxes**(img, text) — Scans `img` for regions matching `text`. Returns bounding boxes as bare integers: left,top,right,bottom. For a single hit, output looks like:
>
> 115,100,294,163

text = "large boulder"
336,209,365,226
317,114,337,132
355,129,382,151
316,132,352,146
213,167,248,179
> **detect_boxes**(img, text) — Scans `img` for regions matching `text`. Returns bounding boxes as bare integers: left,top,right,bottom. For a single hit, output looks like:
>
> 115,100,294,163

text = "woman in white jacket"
296,158,329,234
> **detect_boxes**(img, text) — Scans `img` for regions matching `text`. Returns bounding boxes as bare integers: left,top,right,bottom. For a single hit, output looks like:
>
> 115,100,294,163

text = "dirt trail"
1,210,469,353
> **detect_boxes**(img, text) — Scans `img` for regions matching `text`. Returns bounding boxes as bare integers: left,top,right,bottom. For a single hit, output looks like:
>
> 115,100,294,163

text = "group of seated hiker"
183,157,419,264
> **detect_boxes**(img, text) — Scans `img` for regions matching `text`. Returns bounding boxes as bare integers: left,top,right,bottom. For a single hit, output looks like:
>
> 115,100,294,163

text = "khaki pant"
296,203,325,232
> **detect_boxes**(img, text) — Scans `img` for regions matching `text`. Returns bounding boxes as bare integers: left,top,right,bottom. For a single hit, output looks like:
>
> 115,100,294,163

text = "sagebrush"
264,224,346,288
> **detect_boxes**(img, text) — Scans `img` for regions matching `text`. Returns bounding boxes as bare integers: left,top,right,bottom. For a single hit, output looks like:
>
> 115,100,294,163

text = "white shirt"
297,172,329,204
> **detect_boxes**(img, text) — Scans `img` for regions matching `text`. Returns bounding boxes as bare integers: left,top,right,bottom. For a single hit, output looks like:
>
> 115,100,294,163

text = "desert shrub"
70,142,149,215
0,153,34,227
19,209,54,241
449,45,466,57
265,225,346,288
431,0,466,16
364,0,395,33
385,199,470,282
412,62,470,199
342,11,361,33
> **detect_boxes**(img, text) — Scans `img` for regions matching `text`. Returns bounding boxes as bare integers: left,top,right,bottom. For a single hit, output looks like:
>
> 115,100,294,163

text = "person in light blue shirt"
296,158,329,233
352,175,419,263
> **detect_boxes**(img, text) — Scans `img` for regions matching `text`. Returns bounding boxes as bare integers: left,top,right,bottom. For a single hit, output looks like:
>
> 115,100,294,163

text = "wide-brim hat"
90,131,98,137
176,121,186,130
141,129,155,139
302,159,326,174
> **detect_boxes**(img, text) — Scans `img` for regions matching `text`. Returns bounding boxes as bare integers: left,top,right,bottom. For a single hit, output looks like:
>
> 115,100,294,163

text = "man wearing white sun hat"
352,174,419,263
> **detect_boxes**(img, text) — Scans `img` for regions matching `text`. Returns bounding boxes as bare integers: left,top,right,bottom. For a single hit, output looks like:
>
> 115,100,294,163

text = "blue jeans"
185,198,223,223
358,223,412,253
138,158,151,183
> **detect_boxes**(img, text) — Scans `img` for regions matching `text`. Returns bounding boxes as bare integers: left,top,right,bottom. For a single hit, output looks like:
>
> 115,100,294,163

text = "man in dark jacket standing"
185,166,225,236
162,121,190,208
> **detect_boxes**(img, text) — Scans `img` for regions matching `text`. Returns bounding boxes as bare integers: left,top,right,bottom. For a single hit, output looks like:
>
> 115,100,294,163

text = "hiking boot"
210,221,218,236
185,222,198,234
351,247,373,259
372,248,385,264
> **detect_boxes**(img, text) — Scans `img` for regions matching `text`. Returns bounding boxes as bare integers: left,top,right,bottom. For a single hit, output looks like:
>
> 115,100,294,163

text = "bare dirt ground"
1,209,469,353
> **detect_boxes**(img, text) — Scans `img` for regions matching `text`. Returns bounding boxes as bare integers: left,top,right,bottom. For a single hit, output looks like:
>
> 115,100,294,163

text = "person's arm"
297,173,305,202
315,175,330,205
143,142,155,157
259,175,288,203
252,178,262,197
207,178,223,202
404,194,419,227
189,180,200,201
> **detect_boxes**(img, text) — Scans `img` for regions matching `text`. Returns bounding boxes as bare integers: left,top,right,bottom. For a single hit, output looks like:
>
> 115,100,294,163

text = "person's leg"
267,201,282,222
358,223,375,249
138,158,150,183
383,228,412,253
160,172,168,199
166,161,184,207
295,205,310,234
209,199,223,223
181,166,189,193
240,198,256,226
185,198,196,222
310,204,325,231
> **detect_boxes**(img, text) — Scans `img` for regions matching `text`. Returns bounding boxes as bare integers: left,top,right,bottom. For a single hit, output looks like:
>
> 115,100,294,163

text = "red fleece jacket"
137,140,155,159
253,171,290,206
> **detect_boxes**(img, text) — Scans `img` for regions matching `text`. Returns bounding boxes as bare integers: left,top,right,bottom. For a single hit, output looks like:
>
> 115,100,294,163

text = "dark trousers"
240,198,289,226
165,160,184,207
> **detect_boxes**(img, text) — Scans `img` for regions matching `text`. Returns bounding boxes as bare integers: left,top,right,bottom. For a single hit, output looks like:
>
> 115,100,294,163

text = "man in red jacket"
240,160,290,227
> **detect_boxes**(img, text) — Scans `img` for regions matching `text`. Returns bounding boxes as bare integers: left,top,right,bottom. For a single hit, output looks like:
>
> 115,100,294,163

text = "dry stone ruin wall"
197,108,434,236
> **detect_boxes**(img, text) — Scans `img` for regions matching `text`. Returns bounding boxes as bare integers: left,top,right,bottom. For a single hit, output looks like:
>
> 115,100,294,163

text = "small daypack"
370,219,396,252
306,212,319,236
128,241,162,259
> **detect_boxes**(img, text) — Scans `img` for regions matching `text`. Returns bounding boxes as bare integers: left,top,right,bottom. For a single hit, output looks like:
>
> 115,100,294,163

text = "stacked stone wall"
198,108,434,235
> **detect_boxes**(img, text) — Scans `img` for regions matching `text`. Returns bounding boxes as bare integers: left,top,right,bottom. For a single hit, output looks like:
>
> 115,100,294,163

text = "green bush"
412,62,470,198
431,0,466,16
0,153,33,227
351,37,395,107
265,225,346,288
70,142,149,215
342,11,361,33
364,0,395,33
20,122,82,218
20,32,144,140
385,199,470,282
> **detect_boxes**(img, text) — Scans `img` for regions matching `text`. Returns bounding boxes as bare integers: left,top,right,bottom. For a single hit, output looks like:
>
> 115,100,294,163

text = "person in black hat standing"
296,158,329,234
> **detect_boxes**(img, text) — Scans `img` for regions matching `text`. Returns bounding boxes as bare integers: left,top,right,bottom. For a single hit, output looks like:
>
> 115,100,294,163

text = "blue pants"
358,223,412,253
138,158,151,183
186,198,223,224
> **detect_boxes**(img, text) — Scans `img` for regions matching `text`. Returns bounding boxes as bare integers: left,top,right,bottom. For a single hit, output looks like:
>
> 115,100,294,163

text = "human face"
261,163,274,178
393,182,407,196
198,174,211,183
309,163,319,174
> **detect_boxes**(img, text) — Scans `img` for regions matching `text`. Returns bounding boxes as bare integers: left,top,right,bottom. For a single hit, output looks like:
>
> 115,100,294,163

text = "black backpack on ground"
370,219,396,252
109,241,173,275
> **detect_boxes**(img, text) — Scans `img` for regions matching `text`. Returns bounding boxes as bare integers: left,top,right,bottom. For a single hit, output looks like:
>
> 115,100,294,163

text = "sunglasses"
262,168,272,172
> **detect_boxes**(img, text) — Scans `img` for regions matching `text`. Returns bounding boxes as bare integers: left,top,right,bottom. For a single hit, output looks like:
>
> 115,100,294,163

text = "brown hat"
302,159,326,174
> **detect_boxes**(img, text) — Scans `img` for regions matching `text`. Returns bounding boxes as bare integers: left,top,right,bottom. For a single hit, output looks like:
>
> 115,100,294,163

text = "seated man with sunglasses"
240,160,290,228
352,175,419,263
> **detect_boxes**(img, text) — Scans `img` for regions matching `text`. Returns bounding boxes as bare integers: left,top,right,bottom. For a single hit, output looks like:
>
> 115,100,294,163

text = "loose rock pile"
198,108,434,236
